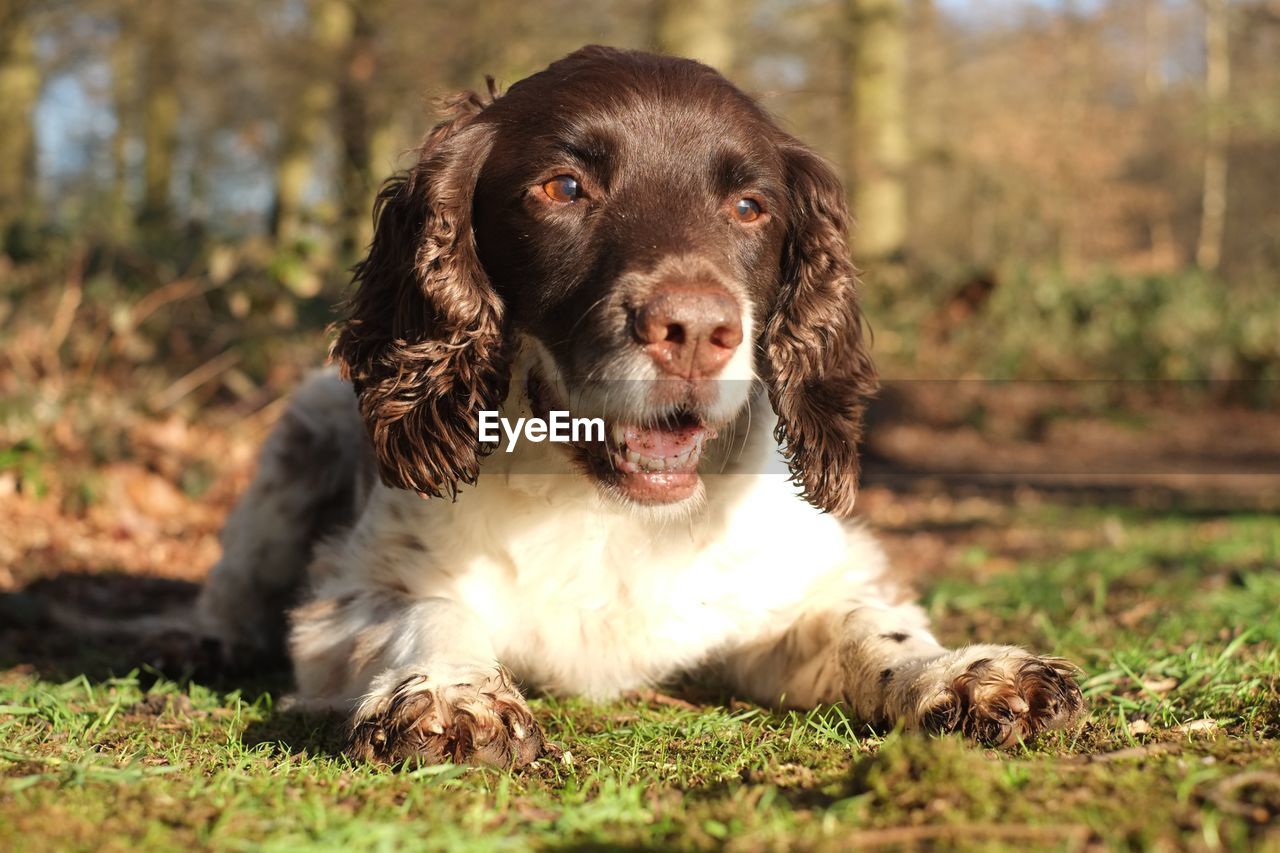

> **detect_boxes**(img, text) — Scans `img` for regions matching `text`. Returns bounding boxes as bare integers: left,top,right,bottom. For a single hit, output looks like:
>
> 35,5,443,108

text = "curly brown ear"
763,144,878,517
331,89,507,498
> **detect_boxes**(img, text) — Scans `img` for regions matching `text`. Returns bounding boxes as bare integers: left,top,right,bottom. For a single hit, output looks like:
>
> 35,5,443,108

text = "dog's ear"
331,88,506,499
762,144,878,518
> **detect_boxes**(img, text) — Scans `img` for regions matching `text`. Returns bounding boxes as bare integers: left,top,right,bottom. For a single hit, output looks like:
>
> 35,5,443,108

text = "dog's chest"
465,525,754,697
392,476,857,699
419,503,783,697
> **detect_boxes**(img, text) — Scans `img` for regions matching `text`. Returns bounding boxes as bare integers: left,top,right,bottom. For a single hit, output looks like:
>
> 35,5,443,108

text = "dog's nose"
633,285,743,379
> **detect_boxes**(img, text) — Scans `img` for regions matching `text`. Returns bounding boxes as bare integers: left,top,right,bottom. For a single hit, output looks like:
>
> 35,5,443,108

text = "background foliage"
2,0,1279,406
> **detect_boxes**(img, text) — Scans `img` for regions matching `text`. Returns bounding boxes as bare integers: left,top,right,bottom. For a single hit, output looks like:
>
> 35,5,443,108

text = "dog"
195,46,1083,766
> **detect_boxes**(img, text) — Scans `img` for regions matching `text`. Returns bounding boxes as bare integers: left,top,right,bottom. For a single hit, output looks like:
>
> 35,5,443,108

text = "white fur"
274,359,883,702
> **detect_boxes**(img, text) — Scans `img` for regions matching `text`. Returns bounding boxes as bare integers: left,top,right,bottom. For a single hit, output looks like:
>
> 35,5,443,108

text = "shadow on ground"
0,571,289,697
241,709,350,758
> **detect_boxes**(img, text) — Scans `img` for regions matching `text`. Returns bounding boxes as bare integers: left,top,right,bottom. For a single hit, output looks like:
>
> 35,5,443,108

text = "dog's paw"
346,669,545,768
913,646,1084,748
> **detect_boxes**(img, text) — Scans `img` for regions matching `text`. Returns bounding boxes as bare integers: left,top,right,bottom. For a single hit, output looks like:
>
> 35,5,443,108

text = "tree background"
2,0,1279,435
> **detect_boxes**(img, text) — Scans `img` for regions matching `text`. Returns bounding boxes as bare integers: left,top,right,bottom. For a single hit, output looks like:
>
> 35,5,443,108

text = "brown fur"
764,145,878,518
928,656,1083,747
332,50,878,515
331,83,510,499
346,670,545,768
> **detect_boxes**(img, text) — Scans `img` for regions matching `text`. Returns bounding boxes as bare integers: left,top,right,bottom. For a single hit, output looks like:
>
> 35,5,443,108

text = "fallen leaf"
1177,718,1219,733
1141,677,1178,694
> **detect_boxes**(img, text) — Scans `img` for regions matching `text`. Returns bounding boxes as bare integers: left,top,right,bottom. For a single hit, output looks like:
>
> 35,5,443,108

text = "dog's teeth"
626,450,641,466
638,454,665,471
611,425,627,446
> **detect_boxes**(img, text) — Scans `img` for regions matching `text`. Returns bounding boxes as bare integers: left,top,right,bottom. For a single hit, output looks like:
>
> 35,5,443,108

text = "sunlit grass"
2,506,1278,850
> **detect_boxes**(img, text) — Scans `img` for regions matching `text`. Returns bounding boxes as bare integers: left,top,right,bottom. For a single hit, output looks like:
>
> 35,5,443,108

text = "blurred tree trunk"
335,1,383,258
907,0,944,260
1196,0,1230,272
366,117,399,189
1142,0,1165,99
0,3,40,243
108,25,134,240
270,0,353,246
138,9,179,229
845,0,909,262
652,0,734,71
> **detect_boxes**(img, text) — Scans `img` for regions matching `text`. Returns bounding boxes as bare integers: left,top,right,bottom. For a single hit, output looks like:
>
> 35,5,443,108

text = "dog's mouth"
596,413,718,503
528,374,718,505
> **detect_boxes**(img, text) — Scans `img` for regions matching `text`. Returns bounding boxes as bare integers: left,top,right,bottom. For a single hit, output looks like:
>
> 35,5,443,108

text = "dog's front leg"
290,591,545,768
724,599,1084,747
837,602,1083,746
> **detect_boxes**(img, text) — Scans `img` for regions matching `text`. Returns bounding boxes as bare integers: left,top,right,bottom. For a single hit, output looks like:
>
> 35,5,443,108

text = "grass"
2,505,1278,851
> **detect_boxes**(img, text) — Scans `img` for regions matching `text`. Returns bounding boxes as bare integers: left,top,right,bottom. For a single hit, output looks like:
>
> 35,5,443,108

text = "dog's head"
332,46,877,516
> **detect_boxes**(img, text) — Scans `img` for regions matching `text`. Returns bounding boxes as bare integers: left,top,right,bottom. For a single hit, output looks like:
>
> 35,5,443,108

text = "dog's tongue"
622,422,705,459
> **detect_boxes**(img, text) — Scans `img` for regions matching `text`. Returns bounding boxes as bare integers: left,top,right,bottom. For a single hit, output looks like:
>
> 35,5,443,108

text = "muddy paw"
922,652,1084,748
346,669,545,768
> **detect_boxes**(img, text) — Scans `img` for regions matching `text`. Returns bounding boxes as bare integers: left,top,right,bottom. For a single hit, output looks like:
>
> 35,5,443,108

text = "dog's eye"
732,198,762,223
543,175,581,204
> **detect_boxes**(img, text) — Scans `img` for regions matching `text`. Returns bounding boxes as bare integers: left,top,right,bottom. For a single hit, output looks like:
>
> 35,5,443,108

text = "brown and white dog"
196,46,1083,766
